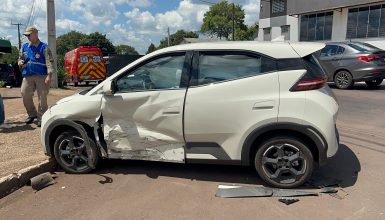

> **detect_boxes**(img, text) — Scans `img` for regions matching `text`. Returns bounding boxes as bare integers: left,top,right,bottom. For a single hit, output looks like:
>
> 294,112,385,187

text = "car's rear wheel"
365,78,383,87
334,70,353,89
53,131,98,174
254,137,313,188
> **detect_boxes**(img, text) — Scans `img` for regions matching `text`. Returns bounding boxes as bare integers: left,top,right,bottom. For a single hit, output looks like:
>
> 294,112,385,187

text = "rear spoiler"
288,42,325,57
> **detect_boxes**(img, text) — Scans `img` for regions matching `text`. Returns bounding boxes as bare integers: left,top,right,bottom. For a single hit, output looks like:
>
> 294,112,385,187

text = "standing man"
18,26,55,127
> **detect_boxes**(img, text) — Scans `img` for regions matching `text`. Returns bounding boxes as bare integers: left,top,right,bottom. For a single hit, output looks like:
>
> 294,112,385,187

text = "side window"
116,54,185,92
197,52,276,85
337,46,345,55
320,45,339,57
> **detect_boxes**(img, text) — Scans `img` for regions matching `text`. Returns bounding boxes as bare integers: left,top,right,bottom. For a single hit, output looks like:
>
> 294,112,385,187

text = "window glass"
337,46,345,54
368,5,381,37
281,25,290,40
348,42,381,52
197,53,276,85
263,28,271,41
347,8,358,39
271,0,286,15
116,55,185,92
300,15,309,41
348,4,385,39
300,12,332,41
320,45,339,57
357,7,369,38
380,5,385,37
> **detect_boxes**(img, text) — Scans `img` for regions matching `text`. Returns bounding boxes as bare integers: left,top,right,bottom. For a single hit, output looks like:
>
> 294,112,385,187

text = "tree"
114,44,139,55
0,46,19,64
200,1,246,40
79,32,115,56
56,31,87,56
235,23,258,40
158,30,198,49
146,43,156,54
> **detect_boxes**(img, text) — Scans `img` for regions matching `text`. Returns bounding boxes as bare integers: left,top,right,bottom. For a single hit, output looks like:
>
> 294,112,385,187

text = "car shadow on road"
92,143,360,189
0,124,35,133
310,144,360,188
329,83,385,90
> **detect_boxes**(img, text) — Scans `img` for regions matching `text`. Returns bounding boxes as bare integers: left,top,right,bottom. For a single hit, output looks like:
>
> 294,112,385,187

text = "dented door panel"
101,52,190,162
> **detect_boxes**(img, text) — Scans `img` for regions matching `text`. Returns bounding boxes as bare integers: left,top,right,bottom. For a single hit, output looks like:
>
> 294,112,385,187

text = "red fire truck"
64,46,106,86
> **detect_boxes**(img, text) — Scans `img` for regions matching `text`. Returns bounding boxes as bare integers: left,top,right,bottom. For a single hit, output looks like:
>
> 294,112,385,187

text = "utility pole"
232,3,235,41
11,22,23,50
167,27,170,46
47,0,58,88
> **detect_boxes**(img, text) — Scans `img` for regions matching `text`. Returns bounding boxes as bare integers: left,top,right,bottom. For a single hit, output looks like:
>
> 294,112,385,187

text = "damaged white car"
41,41,339,188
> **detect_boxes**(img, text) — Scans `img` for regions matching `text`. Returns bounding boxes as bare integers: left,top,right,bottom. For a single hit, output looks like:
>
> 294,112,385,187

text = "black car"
0,64,16,86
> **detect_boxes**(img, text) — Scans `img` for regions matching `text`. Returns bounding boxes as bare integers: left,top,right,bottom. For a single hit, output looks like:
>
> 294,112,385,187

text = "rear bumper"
352,68,385,82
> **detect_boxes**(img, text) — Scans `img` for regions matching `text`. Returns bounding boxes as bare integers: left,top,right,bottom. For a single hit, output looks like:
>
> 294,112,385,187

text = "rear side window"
348,42,380,52
196,52,276,85
302,54,327,79
320,45,343,57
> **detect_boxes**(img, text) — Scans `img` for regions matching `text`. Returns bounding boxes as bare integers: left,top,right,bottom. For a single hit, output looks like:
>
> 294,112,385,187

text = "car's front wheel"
254,137,313,188
365,78,383,88
53,131,99,174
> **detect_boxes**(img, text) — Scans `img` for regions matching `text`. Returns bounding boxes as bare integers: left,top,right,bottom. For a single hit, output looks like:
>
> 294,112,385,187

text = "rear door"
318,45,345,78
101,52,191,162
184,51,279,161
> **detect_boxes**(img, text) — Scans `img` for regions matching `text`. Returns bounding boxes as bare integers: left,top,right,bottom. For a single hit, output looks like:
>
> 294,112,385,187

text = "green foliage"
114,44,139,55
57,68,67,88
79,32,115,56
200,0,246,40
235,23,258,40
56,31,87,56
146,43,157,54
158,30,198,49
0,46,19,64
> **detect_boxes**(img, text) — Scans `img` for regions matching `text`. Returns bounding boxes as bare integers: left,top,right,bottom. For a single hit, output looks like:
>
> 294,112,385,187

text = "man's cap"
24,26,38,35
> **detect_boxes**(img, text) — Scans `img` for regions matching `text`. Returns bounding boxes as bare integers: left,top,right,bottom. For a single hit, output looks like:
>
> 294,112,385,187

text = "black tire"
365,78,383,88
334,70,353,89
53,131,99,174
254,136,313,188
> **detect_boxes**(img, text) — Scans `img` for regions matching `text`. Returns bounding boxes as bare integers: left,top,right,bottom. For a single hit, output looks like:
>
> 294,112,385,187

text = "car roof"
150,41,325,59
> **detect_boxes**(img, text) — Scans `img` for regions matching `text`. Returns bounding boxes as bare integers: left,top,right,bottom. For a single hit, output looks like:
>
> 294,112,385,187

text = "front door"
101,52,191,163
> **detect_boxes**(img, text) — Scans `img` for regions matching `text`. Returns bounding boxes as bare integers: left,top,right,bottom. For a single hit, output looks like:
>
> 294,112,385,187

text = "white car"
41,41,339,188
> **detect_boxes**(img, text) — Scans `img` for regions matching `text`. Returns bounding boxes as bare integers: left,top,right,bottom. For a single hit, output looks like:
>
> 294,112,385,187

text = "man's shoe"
0,123,12,129
37,121,41,127
25,116,37,124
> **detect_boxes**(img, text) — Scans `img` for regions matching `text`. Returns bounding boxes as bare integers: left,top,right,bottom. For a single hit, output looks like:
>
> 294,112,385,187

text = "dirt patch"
0,87,84,177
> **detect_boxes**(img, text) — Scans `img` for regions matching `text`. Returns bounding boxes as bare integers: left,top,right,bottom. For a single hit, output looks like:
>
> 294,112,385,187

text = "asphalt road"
1,83,385,220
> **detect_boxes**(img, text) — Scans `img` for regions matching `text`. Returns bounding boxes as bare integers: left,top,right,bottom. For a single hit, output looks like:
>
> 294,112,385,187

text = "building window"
300,12,333,41
281,25,290,40
347,4,385,39
263,28,271,41
271,0,286,17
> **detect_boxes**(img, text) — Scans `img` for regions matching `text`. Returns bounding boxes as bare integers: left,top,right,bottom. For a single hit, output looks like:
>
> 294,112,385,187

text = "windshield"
348,42,381,52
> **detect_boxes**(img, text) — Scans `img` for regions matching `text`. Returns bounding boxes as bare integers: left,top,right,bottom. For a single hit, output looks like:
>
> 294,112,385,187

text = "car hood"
288,42,326,57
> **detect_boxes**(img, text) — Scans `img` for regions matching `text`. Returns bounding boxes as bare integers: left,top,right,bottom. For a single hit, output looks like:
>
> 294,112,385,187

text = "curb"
0,159,57,199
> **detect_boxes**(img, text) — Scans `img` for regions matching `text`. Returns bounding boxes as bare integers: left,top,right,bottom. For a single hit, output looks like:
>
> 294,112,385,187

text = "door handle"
252,100,275,110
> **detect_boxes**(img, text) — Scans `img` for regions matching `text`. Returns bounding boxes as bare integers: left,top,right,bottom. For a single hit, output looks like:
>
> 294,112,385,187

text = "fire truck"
64,46,106,86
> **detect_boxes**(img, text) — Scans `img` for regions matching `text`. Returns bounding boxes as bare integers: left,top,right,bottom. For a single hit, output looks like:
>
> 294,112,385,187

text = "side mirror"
103,80,115,95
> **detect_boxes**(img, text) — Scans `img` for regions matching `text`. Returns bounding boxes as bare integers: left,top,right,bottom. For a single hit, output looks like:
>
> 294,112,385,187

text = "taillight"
8,72,15,77
357,55,381,62
290,75,327,92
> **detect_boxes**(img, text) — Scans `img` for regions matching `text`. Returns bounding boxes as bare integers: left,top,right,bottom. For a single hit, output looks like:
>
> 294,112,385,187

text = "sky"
0,0,260,54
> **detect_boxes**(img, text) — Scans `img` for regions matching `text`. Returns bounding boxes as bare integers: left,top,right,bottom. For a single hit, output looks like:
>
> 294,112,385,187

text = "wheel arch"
45,119,95,157
241,123,328,166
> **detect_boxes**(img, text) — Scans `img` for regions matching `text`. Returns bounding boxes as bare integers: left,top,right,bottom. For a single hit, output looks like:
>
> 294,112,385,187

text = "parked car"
41,42,339,188
316,42,385,89
0,64,16,87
